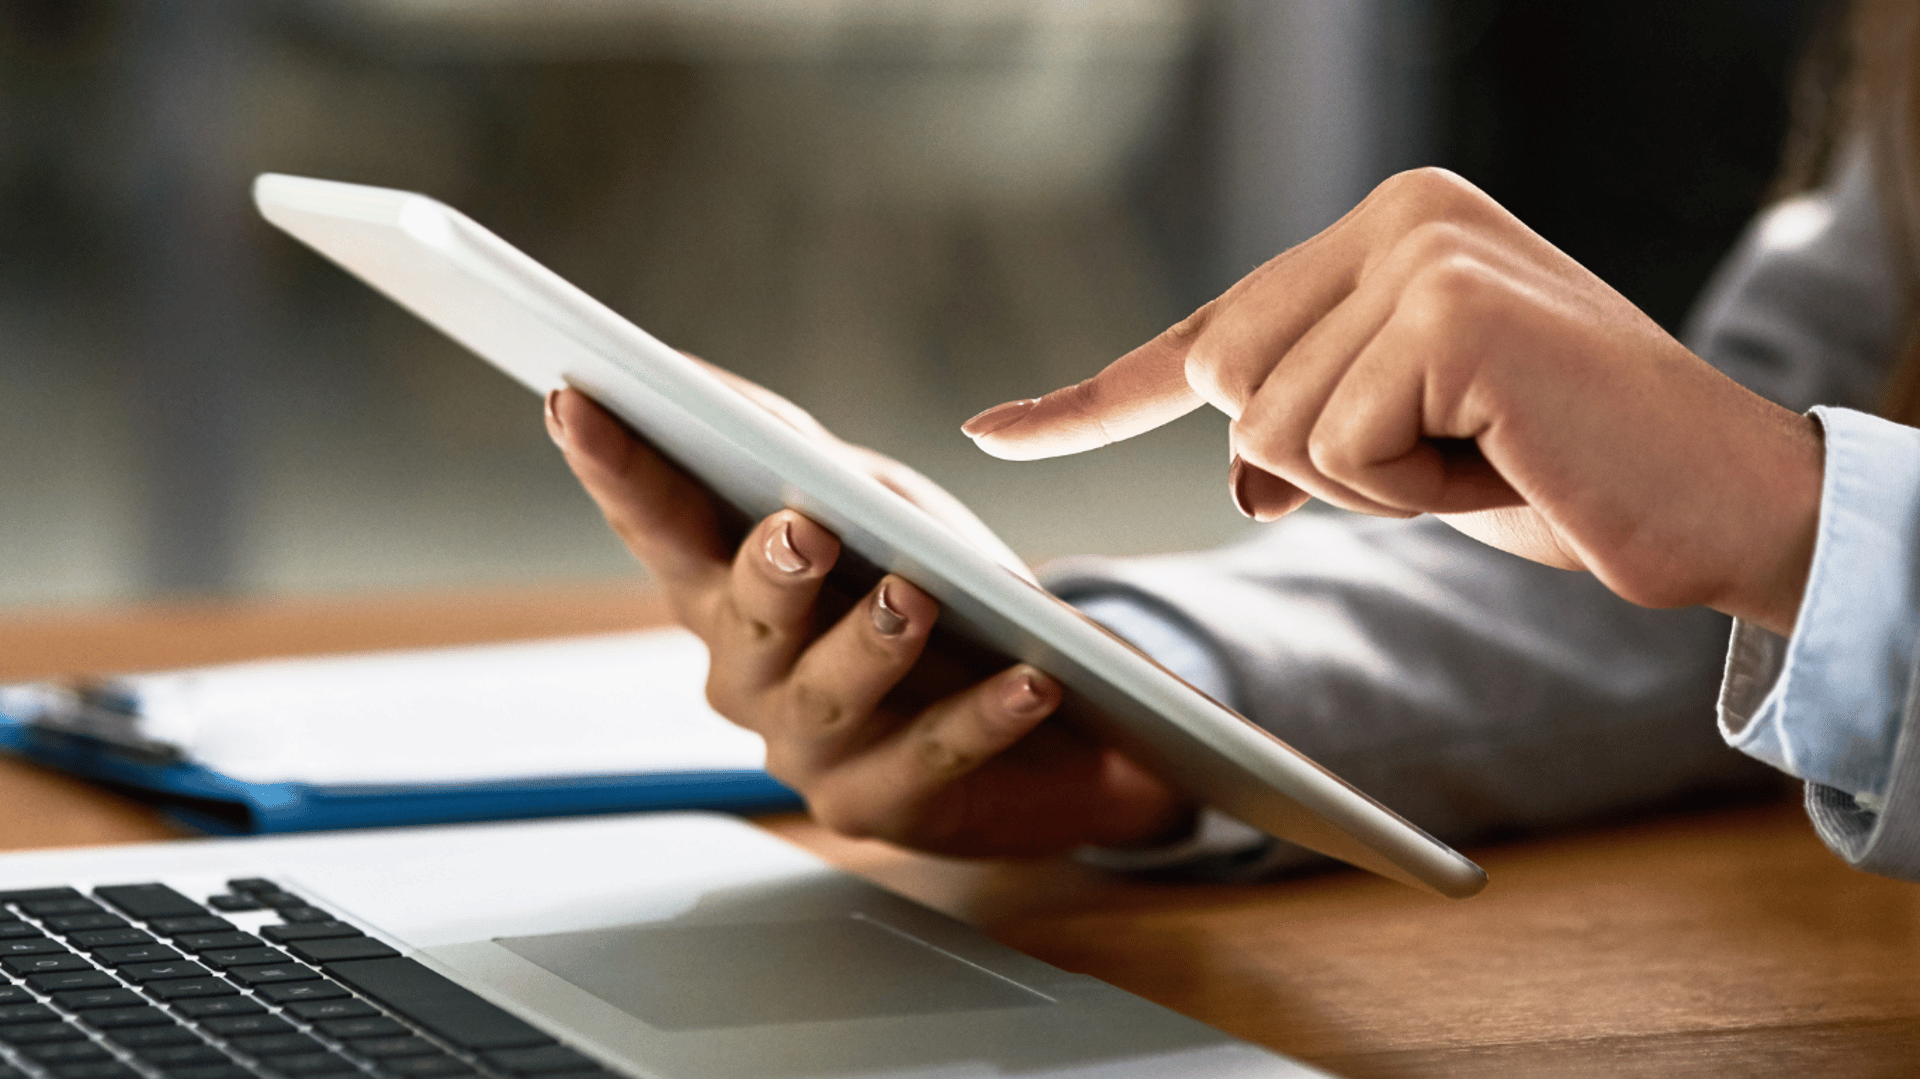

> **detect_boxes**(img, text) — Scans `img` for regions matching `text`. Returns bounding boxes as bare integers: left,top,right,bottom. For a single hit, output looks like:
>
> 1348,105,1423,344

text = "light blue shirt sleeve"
1719,406,1920,818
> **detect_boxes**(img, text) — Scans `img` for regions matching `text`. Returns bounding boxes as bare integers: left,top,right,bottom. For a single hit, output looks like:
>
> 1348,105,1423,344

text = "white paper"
119,630,765,787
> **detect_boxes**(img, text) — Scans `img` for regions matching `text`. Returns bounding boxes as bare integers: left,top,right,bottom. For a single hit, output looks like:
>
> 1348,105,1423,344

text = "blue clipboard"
0,687,798,836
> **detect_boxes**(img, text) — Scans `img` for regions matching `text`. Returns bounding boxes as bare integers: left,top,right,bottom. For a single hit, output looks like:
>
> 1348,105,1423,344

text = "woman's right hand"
965,167,1826,637
545,387,1191,857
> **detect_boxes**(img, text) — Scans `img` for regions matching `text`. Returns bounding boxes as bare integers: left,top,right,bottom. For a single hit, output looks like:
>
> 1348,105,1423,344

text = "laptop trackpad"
497,915,1048,1031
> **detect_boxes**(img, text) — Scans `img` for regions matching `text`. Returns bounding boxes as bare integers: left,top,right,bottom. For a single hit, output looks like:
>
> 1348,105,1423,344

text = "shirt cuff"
1716,405,1920,801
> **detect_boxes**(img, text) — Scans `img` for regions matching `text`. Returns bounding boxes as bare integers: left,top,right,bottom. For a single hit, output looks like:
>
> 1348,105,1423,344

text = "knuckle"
1370,167,1491,238
1378,166,1476,210
1202,348,1268,409
1398,220,1473,266
1166,298,1215,341
786,678,852,733
914,730,980,782
719,595,779,645
1305,426,1358,480
1405,255,1497,328
807,789,881,840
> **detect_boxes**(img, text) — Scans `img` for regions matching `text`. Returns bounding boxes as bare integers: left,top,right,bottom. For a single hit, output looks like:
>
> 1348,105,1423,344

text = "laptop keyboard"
0,883,621,1079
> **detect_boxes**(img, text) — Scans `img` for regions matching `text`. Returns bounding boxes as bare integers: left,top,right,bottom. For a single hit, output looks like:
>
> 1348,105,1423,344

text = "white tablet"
253,173,1488,899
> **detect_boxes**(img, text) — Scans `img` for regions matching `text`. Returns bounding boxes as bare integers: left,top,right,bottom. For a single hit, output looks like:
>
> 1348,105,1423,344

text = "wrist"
1712,406,1824,637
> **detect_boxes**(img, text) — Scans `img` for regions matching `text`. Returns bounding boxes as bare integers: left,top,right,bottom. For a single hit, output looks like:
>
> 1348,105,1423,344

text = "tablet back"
253,173,1486,899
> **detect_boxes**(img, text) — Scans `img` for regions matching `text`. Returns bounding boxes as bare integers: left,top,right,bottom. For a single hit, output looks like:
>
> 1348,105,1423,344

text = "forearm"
1050,513,1781,862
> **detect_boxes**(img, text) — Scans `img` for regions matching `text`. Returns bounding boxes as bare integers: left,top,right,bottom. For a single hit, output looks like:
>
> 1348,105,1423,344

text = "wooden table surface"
2,586,1916,1078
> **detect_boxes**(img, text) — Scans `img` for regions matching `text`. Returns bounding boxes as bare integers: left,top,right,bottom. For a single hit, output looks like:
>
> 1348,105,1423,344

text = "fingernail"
871,583,908,637
765,518,810,575
544,389,564,443
1002,670,1047,717
962,399,1037,439
1229,455,1255,519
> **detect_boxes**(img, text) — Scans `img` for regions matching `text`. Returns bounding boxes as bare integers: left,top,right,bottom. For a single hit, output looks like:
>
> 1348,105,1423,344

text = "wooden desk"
2,587,1916,1078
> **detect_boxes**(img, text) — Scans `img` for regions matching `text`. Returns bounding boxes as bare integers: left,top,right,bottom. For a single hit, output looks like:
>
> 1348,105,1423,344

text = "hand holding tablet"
546,386,1194,856
254,173,1488,897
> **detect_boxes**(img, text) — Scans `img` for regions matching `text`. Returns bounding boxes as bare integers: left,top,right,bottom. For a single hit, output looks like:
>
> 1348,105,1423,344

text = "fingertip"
961,399,1037,439
553,389,633,475
869,576,938,639
784,511,841,567
997,666,1060,721
543,389,563,445
759,511,840,580
1230,457,1311,521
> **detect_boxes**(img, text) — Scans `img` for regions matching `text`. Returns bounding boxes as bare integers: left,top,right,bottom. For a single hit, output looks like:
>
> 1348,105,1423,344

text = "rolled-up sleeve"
1718,406,1920,879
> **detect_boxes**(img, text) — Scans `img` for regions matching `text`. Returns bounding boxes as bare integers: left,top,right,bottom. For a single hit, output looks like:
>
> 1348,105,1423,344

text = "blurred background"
0,0,1828,610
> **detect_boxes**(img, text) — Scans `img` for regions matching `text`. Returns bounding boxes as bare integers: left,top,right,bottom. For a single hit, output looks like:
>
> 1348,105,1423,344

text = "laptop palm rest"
497,914,1047,1030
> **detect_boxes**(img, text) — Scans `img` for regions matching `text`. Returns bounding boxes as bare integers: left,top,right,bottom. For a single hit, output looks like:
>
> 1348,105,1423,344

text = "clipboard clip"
19,678,183,767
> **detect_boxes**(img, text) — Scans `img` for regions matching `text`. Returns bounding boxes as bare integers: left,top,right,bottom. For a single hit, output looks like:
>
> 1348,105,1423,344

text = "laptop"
0,812,1333,1078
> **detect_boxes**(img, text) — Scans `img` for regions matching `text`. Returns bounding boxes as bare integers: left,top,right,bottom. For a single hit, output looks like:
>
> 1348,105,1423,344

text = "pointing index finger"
962,313,1208,461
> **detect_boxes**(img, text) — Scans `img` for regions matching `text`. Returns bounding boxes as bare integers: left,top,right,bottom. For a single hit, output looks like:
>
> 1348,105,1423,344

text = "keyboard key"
118,961,212,984
0,987,32,1004
103,1026,203,1049
43,915,128,934
284,1000,375,1022
0,889,85,905
260,925,362,944
0,924,43,941
0,938,68,957
133,1043,230,1067
95,945,184,966
46,1062,139,1079
0,1003,57,1024
345,1036,439,1059
4,955,93,976
148,918,235,938
199,948,291,970
141,978,237,1001
53,988,145,1011
326,959,552,1052
159,1067,253,1079
256,982,348,1005
19,1040,113,1064
0,1020,87,1044
481,1046,598,1075
265,1052,359,1075
275,910,334,925
225,880,279,896
206,897,261,914
230,1033,326,1057
26,971,118,992
200,1014,293,1037
175,934,262,954
69,930,158,951
225,964,319,987
21,899,105,918
372,1055,477,1079
93,886,208,922
169,998,264,1020
313,1017,405,1040
287,938,398,965
78,1006,174,1029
